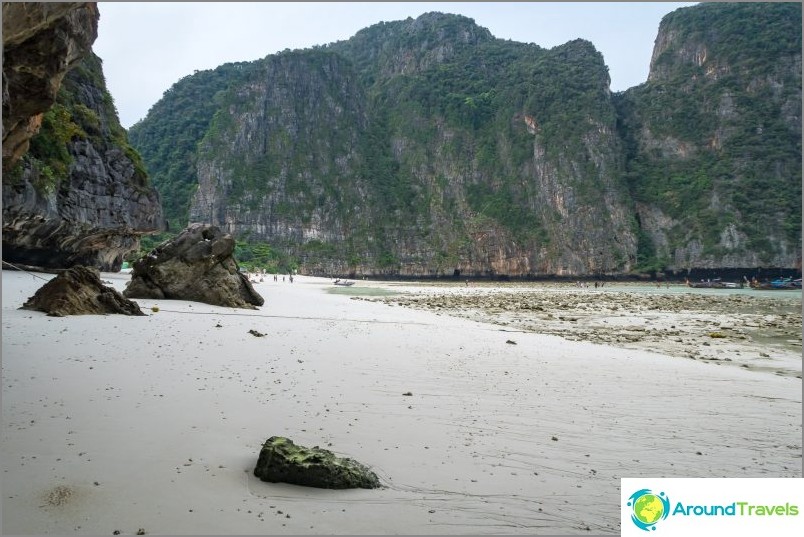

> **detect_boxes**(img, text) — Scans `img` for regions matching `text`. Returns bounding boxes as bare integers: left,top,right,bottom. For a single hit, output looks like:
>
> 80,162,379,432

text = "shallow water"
326,286,401,297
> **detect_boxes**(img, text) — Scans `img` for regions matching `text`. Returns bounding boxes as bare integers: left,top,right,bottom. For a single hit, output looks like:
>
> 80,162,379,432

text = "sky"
93,2,698,129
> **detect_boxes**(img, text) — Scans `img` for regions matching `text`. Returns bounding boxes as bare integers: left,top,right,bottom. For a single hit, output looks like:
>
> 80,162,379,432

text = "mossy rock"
253,436,381,489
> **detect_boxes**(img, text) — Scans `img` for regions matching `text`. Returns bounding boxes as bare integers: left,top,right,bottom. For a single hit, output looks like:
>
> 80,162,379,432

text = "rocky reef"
123,224,264,309
2,3,165,271
253,436,381,489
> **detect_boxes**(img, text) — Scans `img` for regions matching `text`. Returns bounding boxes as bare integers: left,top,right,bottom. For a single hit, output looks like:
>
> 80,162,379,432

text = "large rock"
21,265,145,317
253,436,381,489
123,224,264,309
2,2,98,173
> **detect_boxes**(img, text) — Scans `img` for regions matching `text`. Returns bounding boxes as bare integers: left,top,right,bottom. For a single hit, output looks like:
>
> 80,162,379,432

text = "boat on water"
333,279,355,287
685,278,743,289
749,277,802,290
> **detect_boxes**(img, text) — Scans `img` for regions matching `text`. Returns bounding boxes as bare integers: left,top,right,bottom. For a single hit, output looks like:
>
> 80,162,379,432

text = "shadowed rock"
254,436,381,489
3,3,165,271
2,2,99,172
123,224,264,309
21,266,144,317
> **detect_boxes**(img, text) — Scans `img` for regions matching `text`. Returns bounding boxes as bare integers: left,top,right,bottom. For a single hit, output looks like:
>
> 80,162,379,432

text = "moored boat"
685,278,743,289
749,277,802,290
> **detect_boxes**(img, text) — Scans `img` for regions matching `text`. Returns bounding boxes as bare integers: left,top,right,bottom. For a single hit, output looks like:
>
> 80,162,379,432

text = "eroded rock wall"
2,2,98,172
2,4,164,271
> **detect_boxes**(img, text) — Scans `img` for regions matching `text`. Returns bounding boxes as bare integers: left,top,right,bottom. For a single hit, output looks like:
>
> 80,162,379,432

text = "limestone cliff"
140,14,636,277
617,2,801,272
130,6,800,278
2,4,164,271
188,51,371,272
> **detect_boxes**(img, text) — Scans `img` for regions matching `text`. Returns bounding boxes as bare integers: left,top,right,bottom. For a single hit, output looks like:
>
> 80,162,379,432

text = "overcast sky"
93,2,698,129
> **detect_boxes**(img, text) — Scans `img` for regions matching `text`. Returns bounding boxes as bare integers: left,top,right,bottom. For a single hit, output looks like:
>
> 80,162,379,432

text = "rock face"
2,2,98,173
132,13,637,279
2,4,165,272
21,266,145,317
253,436,381,489
123,224,264,309
616,3,801,272
130,6,801,278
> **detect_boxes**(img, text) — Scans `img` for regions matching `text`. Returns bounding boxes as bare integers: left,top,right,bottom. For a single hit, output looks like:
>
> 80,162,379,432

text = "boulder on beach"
123,224,264,309
21,266,145,317
253,436,381,489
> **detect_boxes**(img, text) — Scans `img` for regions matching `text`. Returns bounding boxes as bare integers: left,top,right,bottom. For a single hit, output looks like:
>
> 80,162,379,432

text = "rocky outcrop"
2,2,98,173
2,44,165,271
253,436,381,489
21,266,144,317
123,224,264,308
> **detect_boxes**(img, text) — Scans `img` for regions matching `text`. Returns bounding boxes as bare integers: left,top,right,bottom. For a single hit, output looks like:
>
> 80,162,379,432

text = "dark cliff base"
329,267,801,283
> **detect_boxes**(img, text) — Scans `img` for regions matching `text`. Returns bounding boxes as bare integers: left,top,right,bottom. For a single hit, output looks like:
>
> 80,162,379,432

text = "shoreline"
357,281,802,379
2,271,801,534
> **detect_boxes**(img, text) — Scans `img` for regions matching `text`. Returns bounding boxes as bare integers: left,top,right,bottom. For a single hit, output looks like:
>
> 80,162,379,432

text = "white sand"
2,270,801,535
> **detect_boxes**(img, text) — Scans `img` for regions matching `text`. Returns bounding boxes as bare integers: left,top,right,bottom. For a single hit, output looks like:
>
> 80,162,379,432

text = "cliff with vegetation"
2,2,164,271
129,5,801,278
616,2,801,272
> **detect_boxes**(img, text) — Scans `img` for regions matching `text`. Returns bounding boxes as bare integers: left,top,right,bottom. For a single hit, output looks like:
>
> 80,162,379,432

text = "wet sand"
2,271,801,534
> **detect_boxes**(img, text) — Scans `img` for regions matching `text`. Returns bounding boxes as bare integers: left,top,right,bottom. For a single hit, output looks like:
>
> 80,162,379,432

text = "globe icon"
633,493,664,525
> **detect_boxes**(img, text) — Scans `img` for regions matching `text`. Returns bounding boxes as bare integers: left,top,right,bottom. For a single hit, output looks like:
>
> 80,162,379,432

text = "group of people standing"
246,270,294,283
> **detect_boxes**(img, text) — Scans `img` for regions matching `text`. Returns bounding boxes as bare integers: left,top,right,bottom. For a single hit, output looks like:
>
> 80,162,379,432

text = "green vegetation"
128,61,257,229
25,103,85,193
465,182,547,245
18,52,148,195
618,2,801,269
653,3,802,76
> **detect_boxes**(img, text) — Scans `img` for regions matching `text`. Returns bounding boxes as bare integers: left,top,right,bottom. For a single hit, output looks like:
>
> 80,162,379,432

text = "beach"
2,271,801,535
